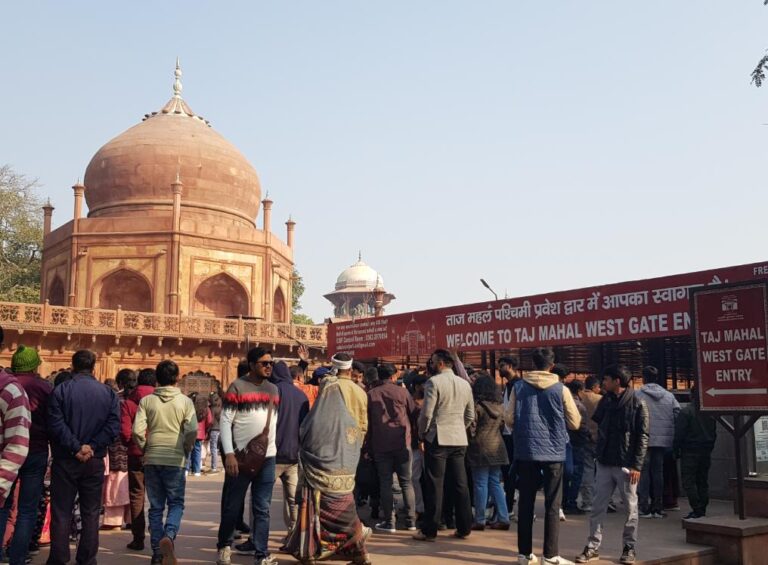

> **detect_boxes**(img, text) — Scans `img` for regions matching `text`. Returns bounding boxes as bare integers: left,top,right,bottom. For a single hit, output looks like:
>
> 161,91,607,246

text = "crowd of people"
0,322,720,565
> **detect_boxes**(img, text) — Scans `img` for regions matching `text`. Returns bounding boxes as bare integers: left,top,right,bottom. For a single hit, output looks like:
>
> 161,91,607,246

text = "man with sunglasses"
217,347,280,565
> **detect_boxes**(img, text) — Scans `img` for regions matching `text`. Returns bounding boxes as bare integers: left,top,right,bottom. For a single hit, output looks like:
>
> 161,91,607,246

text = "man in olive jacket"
576,365,649,565
133,360,197,565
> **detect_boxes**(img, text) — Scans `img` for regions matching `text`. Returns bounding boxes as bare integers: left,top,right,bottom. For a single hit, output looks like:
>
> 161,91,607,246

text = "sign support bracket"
715,414,761,520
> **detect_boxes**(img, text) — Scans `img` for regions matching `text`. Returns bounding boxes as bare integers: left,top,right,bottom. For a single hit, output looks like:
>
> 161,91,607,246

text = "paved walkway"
28,472,723,564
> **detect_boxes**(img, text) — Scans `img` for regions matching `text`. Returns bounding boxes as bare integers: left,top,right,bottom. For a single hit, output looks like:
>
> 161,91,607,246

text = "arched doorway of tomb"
179,370,221,396
193,273,250,318
47,275,66,306
97,269,153,312
273,287,286,323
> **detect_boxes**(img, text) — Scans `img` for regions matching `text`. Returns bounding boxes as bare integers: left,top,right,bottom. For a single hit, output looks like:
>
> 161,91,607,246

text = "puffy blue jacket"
513,377,568,462
635,383,679,448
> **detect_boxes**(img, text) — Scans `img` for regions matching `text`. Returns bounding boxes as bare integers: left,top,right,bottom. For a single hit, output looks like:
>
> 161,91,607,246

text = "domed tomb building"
41,62,295,323
324,254,395,321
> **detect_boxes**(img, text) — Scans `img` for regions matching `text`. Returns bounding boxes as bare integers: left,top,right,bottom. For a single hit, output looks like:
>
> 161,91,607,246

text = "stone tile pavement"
28,472,724,564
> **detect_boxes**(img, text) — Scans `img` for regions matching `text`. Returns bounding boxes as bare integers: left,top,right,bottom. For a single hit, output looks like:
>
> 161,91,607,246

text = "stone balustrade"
0,301,327,349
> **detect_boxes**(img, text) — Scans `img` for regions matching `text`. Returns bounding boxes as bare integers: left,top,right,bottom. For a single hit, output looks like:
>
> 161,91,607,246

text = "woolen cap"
11,345,41,373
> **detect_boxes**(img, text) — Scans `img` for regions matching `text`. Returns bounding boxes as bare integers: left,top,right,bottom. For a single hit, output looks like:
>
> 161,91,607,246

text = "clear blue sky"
2,2,767,322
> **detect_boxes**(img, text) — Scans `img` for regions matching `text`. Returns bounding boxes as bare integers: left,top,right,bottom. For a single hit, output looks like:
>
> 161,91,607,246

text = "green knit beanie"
11,345,41,373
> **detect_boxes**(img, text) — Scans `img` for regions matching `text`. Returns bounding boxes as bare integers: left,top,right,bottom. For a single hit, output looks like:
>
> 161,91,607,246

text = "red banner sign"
692,282,768,413
328,261,768,359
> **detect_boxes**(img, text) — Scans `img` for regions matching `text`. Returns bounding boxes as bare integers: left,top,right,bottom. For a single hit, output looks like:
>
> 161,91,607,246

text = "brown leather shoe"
489,522,511,531
412,530,436,542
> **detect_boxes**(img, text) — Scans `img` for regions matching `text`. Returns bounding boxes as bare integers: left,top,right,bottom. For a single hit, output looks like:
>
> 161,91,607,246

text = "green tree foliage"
291,268,315,324
0,165,43,303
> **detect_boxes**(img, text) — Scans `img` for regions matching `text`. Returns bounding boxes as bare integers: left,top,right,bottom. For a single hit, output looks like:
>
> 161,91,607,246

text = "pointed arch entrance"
97,269,152,312
47,275,66,306
193,273,249,318
273,287,286,323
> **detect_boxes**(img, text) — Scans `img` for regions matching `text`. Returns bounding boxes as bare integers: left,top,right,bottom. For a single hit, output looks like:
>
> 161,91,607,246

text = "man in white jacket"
635,366,679,519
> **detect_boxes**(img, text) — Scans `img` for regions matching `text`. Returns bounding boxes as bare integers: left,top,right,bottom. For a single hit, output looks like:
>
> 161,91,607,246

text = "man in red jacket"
121,368,157,551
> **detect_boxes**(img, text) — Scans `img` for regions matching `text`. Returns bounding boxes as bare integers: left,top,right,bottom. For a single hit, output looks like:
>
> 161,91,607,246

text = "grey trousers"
275,463,299,530
586,462,639,551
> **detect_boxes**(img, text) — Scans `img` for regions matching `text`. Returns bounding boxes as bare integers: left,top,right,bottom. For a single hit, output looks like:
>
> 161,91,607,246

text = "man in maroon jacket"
367,364,418,533
120,368,156,551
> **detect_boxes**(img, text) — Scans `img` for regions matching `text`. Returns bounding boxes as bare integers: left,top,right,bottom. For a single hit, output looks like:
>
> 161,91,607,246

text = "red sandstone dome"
83,65,261,228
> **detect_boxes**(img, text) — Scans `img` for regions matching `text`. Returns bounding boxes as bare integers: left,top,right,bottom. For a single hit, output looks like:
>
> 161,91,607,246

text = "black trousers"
422,442,472,538
516,461,563,559
46,457,105,565
127,455,146,544
501,434,517,511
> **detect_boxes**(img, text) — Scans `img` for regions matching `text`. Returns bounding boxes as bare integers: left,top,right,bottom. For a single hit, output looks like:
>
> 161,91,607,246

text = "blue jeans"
564,445,586,509
209,431,220,471
185,440,202,474
144,465,187,556
472,465,509,525
217,457,276,559
0,451,48,565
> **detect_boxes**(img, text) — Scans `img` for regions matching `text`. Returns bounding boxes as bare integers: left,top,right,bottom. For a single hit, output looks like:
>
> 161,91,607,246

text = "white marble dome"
335,257,383,291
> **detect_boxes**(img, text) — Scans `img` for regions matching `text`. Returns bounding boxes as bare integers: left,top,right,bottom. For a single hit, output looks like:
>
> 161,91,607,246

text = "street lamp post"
480,278,498,301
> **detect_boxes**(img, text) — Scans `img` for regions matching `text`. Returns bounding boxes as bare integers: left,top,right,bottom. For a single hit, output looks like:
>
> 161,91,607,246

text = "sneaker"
216,546,232,565
575,546,599,563
151,556,163,565
405,521,418,532
579,506,592,513
665,504,681,511
159,536,177,565
518,554,539,565
639,510,654,519
374,521,396,533
563,506,585,515
619,545,636,564
412,530,436,542
127,539,145,550
193,472,201,477
543,557,575,565
652,511,667,519
684,511,705,519
559,508,566,522
235,539,256,555
256,555,278,565
607,503,617,513
27,542,40,555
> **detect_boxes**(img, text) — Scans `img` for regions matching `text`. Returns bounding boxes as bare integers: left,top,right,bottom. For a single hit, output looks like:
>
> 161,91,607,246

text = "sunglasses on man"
257,361,274,367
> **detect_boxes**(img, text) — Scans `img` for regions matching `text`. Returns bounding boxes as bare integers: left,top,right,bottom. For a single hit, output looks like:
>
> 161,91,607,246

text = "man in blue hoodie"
635,366,679,519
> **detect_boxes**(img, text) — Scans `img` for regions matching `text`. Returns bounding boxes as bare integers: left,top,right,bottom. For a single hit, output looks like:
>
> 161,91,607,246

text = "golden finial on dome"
173,57,183,98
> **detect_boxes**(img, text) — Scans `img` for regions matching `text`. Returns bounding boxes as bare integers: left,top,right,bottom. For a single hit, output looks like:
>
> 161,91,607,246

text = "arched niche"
47,275,66,306
97,269,153,312
193,273,249,318
273,287,287,323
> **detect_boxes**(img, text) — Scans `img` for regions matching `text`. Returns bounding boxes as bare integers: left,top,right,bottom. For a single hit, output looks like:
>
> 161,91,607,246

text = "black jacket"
674,403,716,453
467,400,509,468
593,388,649,471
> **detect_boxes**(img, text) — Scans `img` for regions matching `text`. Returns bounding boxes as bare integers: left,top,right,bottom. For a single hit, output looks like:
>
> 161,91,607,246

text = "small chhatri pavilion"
324,253,395,321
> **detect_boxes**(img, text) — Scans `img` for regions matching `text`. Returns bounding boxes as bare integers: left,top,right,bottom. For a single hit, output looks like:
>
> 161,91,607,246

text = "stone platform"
27,472,723,565
683,513,768,565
